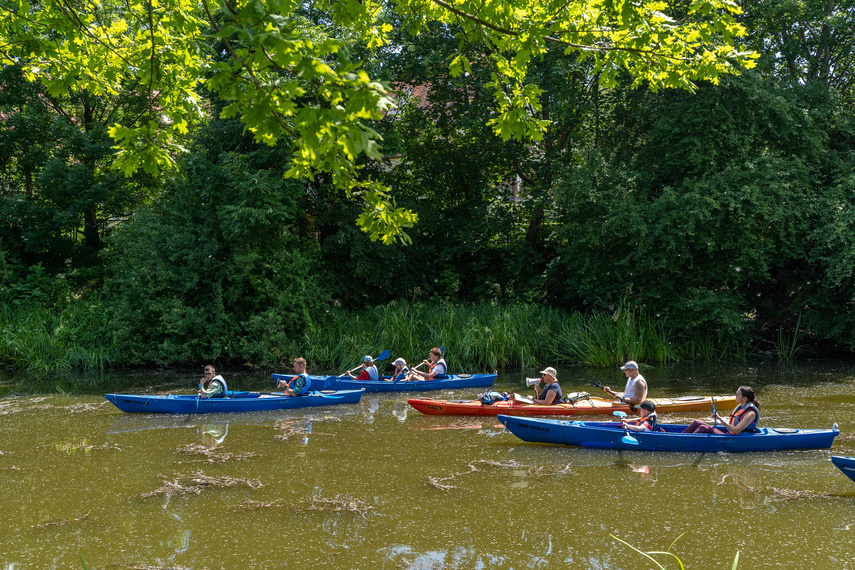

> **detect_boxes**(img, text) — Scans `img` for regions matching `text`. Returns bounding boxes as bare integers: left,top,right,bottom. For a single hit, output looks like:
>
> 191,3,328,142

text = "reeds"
294,300,744,371
0,302,117,373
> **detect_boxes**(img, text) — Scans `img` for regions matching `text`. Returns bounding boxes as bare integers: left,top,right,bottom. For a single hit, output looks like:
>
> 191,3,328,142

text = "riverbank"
2,299,849,374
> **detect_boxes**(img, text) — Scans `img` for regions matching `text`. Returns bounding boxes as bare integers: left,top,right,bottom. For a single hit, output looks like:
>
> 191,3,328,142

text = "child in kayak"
621,400,658,431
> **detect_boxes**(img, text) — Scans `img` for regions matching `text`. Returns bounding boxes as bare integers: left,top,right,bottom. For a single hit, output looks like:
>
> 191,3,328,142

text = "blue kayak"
271,372,497,393
497,415,839,452
105,389,364,414
831,456,855,483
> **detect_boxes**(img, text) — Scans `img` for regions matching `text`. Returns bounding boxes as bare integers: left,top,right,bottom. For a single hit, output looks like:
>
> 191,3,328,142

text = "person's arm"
716,410,756,434
622,420,645,432
532,387,557,405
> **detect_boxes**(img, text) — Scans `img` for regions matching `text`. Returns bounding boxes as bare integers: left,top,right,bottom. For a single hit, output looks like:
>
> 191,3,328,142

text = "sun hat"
620,360,638,370
392,358,407,367
538,367,558,380
363,355,373,363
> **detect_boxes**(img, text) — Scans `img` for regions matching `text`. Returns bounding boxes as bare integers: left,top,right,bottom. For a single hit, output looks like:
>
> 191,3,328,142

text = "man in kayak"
531,367,562,405
605,360,647,408
406,347,447,381
278,357,310,396
198,364,228,398
348,355,380,381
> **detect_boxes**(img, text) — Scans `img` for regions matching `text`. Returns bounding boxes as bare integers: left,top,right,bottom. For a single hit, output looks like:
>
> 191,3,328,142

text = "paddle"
612,411,639,445
408,346,445,380
592,380,638,412
340,349,391,379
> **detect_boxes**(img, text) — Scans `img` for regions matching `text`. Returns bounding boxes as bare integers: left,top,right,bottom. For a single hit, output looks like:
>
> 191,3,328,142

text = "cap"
639,400,656,412
392,358,407,367
538,367,558,380
620,360,638,370
363,355,373,363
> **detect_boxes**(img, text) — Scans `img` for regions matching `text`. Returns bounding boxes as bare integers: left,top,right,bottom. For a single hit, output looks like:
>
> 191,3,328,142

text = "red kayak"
407,393,737,417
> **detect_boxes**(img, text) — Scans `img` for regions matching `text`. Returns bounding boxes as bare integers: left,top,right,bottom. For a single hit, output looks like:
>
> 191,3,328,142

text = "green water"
1,361,855,569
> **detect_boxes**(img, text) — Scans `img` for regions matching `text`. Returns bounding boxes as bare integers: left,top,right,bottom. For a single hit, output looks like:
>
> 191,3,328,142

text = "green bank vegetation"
1,1,854,374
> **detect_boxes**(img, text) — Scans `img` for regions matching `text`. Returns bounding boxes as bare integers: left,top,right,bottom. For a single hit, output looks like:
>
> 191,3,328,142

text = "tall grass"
287,300,750,372
0,302,118,373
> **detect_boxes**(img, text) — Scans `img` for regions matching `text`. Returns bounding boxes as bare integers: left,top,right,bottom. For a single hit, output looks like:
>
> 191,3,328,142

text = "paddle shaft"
594,381,638,412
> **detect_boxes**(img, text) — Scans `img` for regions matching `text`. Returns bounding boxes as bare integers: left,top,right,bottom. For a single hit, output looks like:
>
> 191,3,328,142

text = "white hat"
363,355,373,363
539,367,558,380
392,358,407,368
620,361,638,370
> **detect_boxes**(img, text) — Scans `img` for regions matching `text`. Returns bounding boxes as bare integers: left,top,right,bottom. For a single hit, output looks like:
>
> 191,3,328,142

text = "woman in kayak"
682,385,759,434
407,348,447,381
531,367,562,405
198,364,228,398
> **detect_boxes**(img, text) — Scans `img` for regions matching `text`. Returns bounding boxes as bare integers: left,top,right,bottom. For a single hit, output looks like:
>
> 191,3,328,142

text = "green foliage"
101,144,325,366
0,0,756,241
293,300,751,372
0,301,118,372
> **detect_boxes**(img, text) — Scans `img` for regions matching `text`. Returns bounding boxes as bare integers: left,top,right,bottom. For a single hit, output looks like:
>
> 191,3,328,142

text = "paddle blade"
375,349,390,362
622,432,639,445
612,411,627,419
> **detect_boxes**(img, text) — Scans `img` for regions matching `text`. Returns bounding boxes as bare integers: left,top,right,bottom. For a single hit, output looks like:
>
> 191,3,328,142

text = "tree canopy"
1,0,757,242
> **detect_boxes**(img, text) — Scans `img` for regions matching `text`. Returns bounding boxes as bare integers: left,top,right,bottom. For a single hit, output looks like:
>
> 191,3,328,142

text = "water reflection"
199,423,228,448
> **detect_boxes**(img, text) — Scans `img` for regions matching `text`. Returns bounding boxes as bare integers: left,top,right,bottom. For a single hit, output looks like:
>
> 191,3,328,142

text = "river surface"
1,361,855,569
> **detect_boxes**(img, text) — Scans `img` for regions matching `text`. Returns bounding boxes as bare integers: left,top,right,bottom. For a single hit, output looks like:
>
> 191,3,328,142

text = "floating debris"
762,487,836,502
141,471,263,498
233,499,284,510
38,510,96,528
292,495,374,519
273,416,341,440
53,440,122,454
175,444,261,463
66,401,109,413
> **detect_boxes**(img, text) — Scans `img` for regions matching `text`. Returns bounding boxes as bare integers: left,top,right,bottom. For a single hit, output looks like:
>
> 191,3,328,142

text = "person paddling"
604,360,647,408
621,401,658,432
406,347,447,381
683,386,759,434
348,355,380,381
198,364,228,399
530,367,562,405
277,357,310,396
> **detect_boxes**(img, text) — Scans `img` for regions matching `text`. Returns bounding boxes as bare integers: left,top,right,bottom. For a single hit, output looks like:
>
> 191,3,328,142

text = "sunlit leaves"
0,0,758,243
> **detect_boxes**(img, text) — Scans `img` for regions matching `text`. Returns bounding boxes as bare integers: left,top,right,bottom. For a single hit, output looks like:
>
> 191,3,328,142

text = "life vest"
429,358,448,378
626,412,657,431
393,367,409,381
285,373,309,396
365,365,379,381
729,404,759,432
205,375,228,398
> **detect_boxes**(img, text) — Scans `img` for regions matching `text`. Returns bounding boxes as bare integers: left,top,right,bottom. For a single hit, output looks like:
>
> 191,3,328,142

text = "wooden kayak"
498,415,840,452
105,389,364,414
831,456,855,483
272,373,497,393
408,394,737,416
